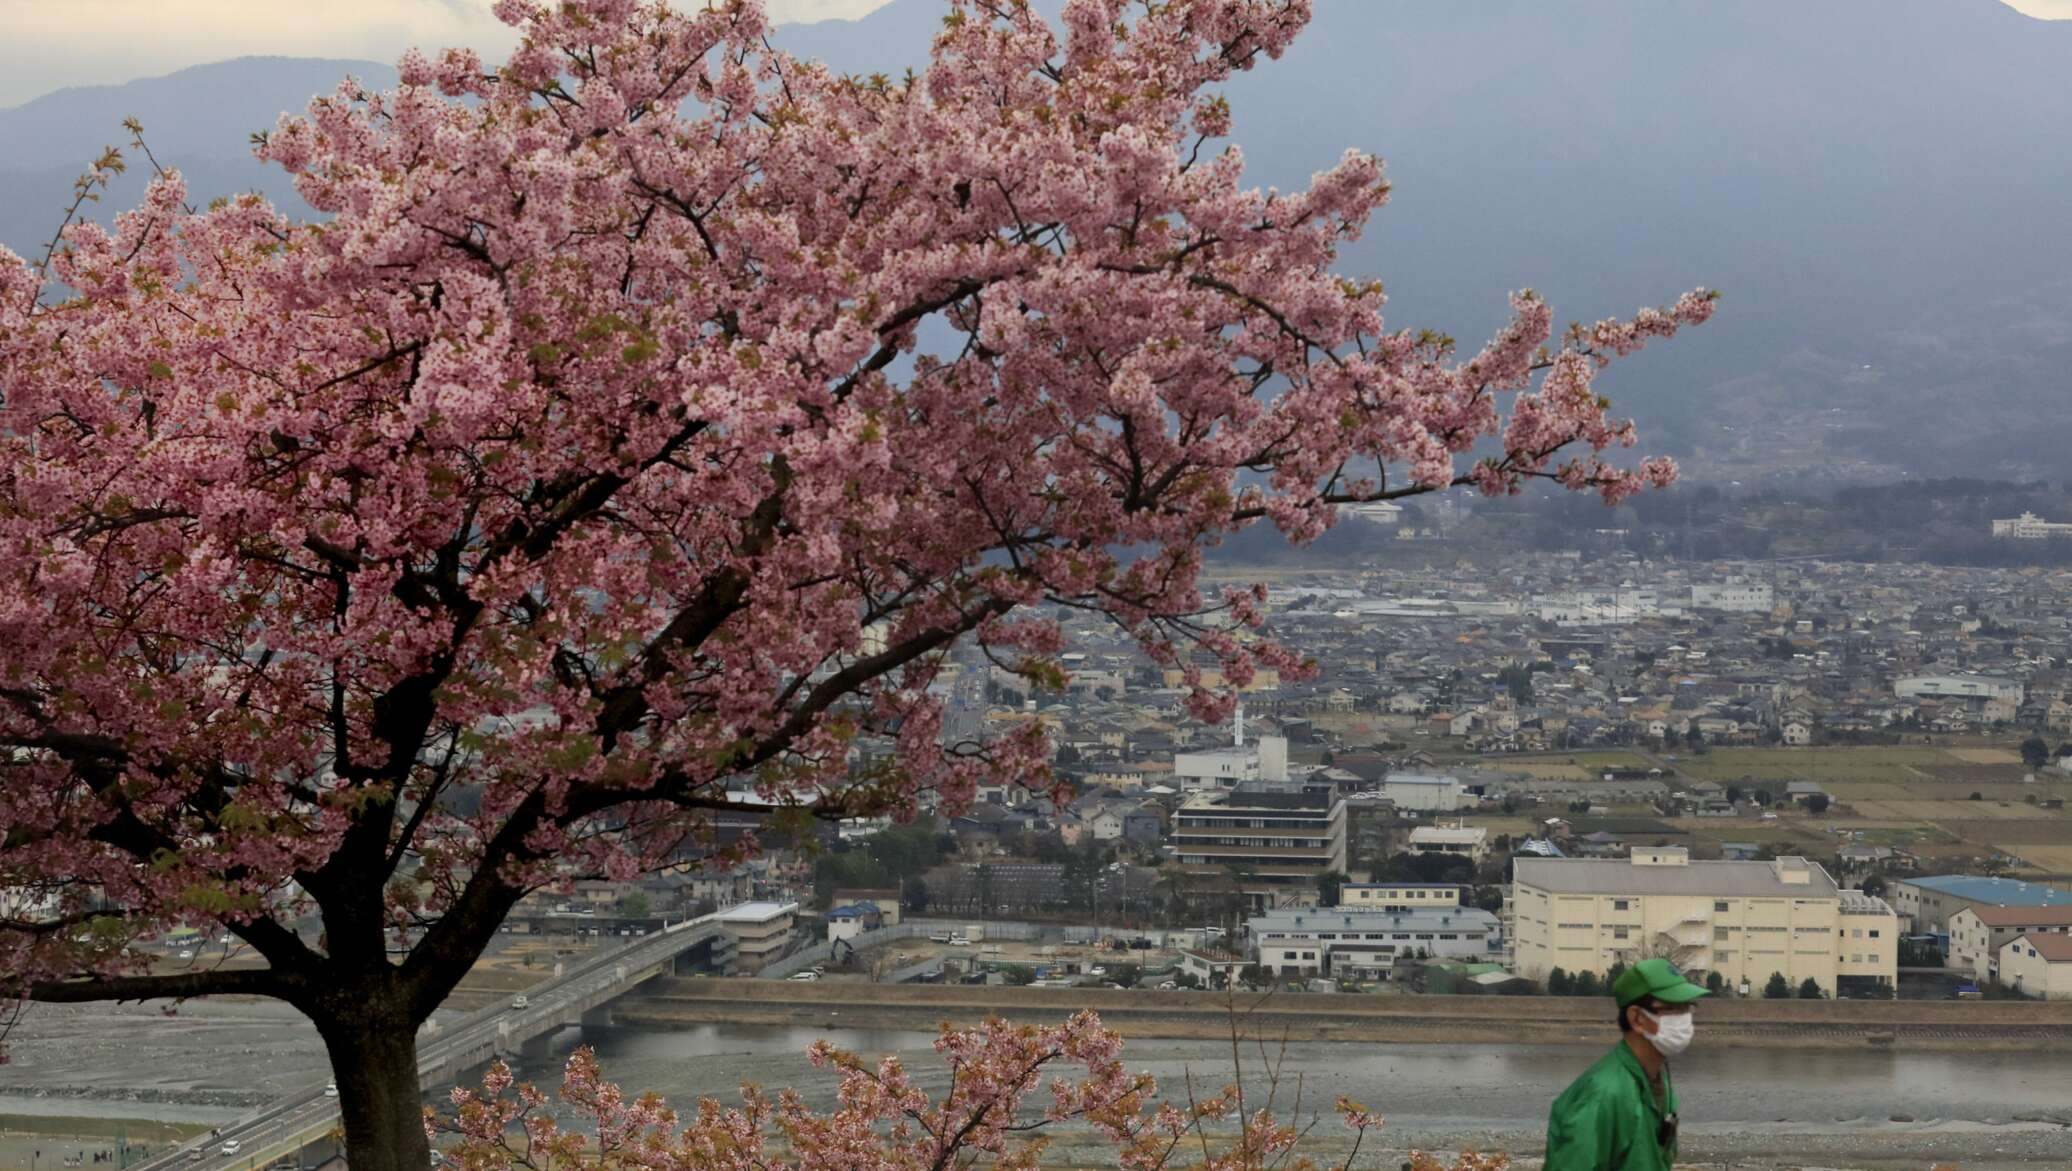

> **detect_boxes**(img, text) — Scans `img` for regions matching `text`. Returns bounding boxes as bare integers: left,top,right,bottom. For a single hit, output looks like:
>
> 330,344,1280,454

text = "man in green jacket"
1543,958,1709,1170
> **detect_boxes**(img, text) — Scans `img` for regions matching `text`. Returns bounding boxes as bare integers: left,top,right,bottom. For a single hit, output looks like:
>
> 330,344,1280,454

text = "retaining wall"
619,977,2072,1051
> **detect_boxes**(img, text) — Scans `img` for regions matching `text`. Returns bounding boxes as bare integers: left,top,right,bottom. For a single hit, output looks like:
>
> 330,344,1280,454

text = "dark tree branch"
26,967,287,1004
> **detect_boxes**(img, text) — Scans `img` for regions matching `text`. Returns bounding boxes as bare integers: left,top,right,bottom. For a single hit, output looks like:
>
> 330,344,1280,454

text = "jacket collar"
1612,1038,1676,1121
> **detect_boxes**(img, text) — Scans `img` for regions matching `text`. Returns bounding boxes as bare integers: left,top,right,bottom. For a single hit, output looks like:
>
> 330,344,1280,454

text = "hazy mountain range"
4,0,2068,483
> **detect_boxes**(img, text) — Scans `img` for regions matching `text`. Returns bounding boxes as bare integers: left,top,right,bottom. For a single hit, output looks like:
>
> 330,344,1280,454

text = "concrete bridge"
130,914,735,1171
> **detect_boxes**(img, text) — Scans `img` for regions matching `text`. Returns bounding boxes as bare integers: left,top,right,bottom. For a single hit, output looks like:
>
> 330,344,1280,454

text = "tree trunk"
318,1006,430,1171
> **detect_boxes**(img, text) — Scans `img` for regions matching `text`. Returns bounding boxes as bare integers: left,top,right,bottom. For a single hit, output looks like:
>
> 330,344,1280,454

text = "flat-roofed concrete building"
1407,823,1489,863
1512,847,1897,997
1340,882,1465,911
1381,773,1464,812
718,900,798,974
1248,905,1501,979
1172,783,1346,910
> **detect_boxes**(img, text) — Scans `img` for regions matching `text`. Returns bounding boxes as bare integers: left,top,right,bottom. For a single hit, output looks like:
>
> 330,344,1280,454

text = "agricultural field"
1458,815,1540,838
1673,746,1988,784
1454,743,2072,874
1641,744,2072,870
1850,799,2043,822
1474,751,1655,781
1675,821,1828,848
2003,845,2072,874
1505,760,1594,780
1944,748,2023,764
1566,750,1657,769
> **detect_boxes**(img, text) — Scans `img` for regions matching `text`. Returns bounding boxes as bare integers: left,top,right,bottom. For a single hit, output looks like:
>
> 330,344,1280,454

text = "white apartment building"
1689,580,1774,613
1512,849,1898,997
1991,511,2072,539
1173,736,1288,792
1172,704,1288,792
1249,905,1502,978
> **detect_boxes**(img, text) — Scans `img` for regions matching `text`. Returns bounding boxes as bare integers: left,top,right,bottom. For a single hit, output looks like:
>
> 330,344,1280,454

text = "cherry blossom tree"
0,1,1711,1168
436,1010,1509,1171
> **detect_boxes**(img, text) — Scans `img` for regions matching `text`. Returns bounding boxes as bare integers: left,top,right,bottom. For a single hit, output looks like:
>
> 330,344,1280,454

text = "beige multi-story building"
1947,905,2072,982
717,900,798,974
1172,783,1347,910
1512,848,1898,997
1340,882,1466,911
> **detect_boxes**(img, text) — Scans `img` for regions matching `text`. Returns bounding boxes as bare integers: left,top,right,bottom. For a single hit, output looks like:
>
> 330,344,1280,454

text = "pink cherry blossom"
0,2,1705,1167
434,1012,1505,1171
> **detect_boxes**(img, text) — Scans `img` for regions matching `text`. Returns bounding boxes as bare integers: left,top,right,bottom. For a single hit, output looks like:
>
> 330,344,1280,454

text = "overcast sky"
2,0,2068,109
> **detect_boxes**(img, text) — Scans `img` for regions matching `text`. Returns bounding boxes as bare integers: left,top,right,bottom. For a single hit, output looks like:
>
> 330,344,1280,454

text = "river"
561,1022,2072,1125
559,1023,2072,1167
4,1002,2072,1167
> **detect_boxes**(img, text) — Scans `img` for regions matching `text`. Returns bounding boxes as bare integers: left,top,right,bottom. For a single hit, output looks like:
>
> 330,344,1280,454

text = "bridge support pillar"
581,1004,613,1031
518,1031,556,1065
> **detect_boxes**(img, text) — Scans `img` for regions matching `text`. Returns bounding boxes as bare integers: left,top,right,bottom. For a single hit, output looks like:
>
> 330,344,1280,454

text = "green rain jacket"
1543,1041,1679,1171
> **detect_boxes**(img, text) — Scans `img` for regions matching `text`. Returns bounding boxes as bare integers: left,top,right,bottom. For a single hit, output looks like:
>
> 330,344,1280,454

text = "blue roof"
1908,875,2072,907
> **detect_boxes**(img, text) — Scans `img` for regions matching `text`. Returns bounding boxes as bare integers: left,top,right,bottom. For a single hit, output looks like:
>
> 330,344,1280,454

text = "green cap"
1613,958,1710,1008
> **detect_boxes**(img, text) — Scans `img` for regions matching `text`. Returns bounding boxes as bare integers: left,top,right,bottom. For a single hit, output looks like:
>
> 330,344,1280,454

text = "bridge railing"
132,910,739,1171
758,918,1065,978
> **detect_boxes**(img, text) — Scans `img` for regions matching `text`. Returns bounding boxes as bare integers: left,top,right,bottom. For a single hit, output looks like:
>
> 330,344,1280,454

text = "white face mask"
1640,1008,1695,1057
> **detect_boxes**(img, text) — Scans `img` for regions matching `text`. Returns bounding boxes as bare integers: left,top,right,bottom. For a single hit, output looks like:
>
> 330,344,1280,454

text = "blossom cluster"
0,0,1708,1005
434,1011,1506,1171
